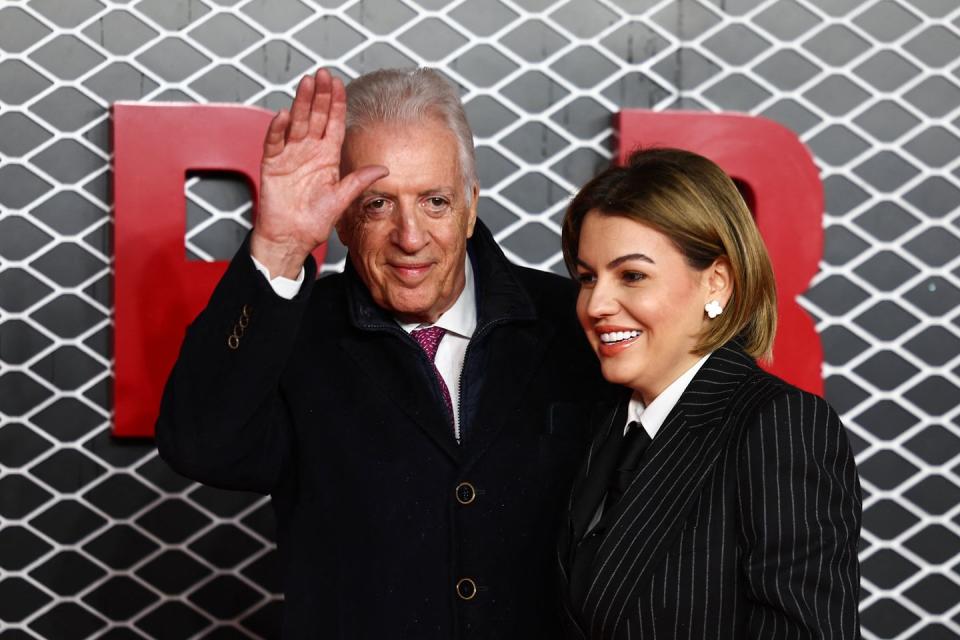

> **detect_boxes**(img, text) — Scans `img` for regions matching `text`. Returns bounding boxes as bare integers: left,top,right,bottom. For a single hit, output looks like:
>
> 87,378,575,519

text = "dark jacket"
558,343,862,639
157,220,610,639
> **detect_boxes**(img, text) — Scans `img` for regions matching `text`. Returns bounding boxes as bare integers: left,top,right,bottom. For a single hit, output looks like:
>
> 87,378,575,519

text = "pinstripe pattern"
559,343,862,639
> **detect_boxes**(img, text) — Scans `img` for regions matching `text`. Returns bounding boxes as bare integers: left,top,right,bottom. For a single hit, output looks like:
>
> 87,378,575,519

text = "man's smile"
388,261,435,283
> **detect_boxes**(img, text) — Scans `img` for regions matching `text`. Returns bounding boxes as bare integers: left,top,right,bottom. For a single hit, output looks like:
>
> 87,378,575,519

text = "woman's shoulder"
733,368,861,518
736,369,853,465
748,368,839,423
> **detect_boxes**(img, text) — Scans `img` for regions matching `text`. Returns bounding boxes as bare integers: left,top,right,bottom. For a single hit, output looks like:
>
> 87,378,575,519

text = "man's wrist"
250,254,305,300
249,232,310,280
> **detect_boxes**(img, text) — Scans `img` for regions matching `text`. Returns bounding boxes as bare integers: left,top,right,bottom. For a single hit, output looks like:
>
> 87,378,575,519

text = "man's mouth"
390,263,433,280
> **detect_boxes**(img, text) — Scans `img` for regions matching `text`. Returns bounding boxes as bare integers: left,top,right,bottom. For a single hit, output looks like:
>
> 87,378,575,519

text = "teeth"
599,330,640,344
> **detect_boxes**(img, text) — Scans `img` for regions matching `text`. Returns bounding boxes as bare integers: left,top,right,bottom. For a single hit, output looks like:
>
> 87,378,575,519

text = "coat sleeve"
155,238,316,494
737,388,862,639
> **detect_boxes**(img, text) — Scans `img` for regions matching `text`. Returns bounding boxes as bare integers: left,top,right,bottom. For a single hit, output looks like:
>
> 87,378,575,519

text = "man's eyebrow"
608,253,655,268
417,187,456,197
358,187,457,197
359,189,392,198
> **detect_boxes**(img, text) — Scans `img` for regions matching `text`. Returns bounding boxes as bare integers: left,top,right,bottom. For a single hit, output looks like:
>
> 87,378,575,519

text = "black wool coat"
558,343,862,639
157,220,611,639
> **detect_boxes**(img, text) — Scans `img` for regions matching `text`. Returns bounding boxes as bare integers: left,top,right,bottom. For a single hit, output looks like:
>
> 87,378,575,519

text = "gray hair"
345,68,478,204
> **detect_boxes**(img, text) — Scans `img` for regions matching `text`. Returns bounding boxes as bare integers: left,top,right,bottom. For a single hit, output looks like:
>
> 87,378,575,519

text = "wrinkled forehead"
342,120,462,180
343,111,451,147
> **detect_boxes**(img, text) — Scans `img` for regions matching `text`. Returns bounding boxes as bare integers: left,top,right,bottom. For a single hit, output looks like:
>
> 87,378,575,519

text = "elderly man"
157,68,607,638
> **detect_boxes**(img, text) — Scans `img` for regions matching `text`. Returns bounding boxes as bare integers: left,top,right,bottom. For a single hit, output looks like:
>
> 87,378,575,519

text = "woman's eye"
577,272,596,286
622,271,646,283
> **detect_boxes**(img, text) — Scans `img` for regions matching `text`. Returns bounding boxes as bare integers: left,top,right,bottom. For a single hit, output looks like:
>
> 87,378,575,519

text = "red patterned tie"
411,326,455,428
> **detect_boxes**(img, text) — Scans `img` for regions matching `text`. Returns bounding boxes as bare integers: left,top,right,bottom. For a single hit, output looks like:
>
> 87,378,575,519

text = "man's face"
337,119,477,324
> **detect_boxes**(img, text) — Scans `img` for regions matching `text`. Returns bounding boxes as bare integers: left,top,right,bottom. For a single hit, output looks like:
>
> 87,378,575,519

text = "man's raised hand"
251,69,388,279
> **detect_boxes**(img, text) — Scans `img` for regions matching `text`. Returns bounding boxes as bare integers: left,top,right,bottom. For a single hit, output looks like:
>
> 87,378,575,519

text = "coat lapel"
573,344,777,638
461,319,550,463
339,330,463,462
336,220,542,465
449,222,543,465
339,259,464,461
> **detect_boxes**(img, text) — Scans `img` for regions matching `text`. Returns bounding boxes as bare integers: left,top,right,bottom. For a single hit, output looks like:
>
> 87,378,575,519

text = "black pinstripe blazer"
558,343,862,639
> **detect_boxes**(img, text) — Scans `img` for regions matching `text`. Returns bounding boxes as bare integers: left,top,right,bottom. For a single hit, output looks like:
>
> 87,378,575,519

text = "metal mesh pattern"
1,0,959,637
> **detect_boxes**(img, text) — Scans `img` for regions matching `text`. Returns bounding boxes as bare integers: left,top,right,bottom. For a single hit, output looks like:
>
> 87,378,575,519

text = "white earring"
705,300,723,319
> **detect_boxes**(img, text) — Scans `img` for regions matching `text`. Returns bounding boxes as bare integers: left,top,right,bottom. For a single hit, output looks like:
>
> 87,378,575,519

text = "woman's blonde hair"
562,147,777,360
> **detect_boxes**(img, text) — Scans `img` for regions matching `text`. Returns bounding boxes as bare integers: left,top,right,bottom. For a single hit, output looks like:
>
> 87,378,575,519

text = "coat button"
455,482,476,505
456,577,477,601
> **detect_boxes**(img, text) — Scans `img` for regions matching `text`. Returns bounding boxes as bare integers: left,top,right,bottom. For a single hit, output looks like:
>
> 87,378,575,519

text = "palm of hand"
250,69,388,277
260,141,343,250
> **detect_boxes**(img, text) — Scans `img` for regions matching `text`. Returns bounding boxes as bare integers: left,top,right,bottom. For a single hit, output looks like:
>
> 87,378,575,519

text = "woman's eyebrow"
608,253,655,268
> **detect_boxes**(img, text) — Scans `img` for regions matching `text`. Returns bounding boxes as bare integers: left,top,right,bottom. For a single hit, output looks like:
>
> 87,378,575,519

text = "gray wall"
1,0,959,638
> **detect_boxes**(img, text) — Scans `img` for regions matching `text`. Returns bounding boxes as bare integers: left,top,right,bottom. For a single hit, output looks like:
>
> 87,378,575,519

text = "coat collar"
671,341,759,430
337,219,543,462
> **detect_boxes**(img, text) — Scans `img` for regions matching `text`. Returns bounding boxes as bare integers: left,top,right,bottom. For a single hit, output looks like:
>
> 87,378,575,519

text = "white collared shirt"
624,352,712,439
396,258,476,440
251,254,477,440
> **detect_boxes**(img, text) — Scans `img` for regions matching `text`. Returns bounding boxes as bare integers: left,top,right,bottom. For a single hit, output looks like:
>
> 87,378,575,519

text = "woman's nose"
585,279,619,319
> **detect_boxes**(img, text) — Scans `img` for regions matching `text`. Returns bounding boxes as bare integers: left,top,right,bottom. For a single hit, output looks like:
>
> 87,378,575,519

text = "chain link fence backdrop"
1,0,959,637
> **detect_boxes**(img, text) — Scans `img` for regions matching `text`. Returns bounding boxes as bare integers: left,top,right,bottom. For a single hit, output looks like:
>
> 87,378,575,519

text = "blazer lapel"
567,397,629,543
557,398,626,640
577,344,772,639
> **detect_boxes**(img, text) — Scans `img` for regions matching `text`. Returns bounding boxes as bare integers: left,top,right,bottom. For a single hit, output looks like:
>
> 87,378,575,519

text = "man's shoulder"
304,270,349,315
310,269,346,290
510,263,577,301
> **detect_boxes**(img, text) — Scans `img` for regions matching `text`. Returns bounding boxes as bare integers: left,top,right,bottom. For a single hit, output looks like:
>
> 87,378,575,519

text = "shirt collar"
397,256,477,338
626,352,712,439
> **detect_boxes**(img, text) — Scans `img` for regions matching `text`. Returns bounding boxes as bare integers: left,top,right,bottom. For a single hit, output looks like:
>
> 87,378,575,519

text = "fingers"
266,69,342,163
263,109,289,158
286,74,314,141
307,68,333,138
335,165,389,210
325,76,348,149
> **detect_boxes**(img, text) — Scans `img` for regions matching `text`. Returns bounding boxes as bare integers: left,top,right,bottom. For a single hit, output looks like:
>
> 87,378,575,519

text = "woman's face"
574,211,727,404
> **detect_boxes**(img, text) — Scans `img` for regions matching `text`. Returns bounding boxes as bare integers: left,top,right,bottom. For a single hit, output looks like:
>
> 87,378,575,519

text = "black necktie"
605,420,652,511
570,420,653,607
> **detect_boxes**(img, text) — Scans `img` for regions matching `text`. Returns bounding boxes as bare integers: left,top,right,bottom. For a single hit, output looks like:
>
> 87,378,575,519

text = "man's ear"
465,183,479,238
705,256,733,307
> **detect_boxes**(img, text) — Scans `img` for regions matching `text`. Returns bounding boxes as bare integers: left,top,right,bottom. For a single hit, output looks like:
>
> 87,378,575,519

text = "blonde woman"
558,148,861,639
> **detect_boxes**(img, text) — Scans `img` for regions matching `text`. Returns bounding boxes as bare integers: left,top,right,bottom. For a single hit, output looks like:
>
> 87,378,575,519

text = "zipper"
363,316,515,445
456,318,510,444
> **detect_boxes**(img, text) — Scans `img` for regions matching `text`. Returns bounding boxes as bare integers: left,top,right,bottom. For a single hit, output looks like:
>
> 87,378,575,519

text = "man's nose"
391,204,428,253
